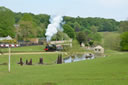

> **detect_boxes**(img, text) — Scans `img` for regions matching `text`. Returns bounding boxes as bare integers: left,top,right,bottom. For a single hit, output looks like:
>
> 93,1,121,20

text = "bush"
0,39,17,44
120,32,128,51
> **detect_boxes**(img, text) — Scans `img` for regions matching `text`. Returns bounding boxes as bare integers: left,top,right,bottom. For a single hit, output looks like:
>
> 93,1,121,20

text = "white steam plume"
45,15,64,41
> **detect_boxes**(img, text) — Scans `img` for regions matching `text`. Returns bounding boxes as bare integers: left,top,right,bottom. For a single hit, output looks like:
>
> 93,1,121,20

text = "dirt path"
1,52,67,55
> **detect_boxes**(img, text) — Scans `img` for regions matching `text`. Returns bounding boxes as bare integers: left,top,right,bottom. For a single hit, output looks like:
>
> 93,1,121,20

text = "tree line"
0,6,128,51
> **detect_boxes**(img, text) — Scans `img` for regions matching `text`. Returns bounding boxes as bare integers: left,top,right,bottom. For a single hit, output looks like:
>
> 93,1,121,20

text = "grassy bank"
0,45,45,53
0,50,128,85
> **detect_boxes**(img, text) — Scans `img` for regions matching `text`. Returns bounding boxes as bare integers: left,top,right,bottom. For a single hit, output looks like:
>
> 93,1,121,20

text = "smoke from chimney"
45,15,64,42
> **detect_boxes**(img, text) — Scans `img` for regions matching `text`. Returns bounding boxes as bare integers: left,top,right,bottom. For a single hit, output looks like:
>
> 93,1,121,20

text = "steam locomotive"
44,44,63,51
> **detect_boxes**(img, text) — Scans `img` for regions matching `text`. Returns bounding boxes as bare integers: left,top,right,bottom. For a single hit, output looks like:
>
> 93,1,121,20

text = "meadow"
1,45,45,53
99,32,121,50
0,32,128,85
0,50,128,85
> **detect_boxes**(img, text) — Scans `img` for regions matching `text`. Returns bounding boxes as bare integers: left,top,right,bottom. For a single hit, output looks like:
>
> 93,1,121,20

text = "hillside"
99,32,121,50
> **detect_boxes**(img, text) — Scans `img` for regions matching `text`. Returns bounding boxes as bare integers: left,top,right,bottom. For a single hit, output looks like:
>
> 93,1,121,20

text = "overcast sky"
0,0,128,21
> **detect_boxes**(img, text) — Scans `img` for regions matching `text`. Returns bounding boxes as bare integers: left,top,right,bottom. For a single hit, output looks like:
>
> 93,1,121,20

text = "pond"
63,54,95,63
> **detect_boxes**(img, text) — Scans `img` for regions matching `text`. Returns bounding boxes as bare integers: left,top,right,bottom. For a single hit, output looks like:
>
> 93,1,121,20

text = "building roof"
94,45,104,49
0,35,12,41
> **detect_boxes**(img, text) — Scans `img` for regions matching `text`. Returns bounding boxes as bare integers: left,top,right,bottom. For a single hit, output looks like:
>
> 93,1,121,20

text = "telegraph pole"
8,47,11,72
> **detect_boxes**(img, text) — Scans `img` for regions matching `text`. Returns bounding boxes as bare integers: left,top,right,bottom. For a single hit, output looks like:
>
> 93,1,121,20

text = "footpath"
0,52,67,55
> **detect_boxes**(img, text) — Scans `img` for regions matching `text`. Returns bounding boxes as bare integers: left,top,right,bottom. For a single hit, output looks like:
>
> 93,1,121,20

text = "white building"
0,36,12,41
94,45,104,54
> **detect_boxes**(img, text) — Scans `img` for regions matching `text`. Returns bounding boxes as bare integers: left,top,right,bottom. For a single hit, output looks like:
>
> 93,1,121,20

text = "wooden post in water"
60,54,62,64
28,59,32,65
39,58,43,64
26,59,28,65
57,54,63,64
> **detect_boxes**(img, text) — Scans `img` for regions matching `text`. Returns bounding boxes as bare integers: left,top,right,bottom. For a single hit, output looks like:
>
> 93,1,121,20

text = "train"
44,44,63,51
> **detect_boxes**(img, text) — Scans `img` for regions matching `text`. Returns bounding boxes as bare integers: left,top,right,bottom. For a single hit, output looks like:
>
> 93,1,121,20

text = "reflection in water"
63,54,95,63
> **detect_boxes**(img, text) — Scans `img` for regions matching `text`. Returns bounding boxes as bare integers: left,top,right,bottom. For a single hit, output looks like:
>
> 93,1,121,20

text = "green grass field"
99,32,121,50
1,45,45,53
0,40,86,53
0,36,127,85
0,50,128,85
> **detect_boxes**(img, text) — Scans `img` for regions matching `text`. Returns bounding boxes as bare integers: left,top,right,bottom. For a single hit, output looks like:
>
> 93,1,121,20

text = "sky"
0,0,128,21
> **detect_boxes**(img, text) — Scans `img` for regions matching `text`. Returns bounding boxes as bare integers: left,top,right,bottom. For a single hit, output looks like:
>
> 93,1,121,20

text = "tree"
84,29,91,35
88,33,102,42
119,21,128,33
0,6,15,37
76,31,86,45
21,13,33,21
90,25,98,34
52,31,70,41
63,24,75,39
33,14,50,27
88,26,102,42
17,14,37,40
120,32,128,51
83,29,91,43
36,23,46,37
88,40,94,47
63,16,76,23
17,21,37,40
14,12,23,23
74,22,81,32
64,16,119,32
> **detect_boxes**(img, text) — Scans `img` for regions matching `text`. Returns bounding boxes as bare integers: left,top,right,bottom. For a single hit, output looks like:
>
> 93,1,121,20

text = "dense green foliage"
120,32,128,51
119,21,128,33
63,24,76,39
64,16,119,32
52,31,70,41
119,20,128,51
0,7,15,37
17,14,37,40
1,6,128,51
76,31,86,44
76,26,102,46
0,6,120,38
15,13,50,40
